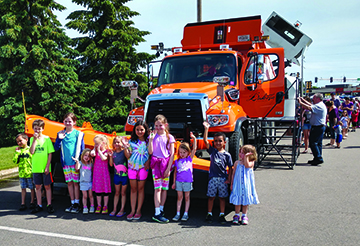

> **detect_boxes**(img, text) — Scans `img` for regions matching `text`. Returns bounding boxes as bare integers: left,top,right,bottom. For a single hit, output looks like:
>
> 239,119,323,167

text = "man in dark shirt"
330,92,340,108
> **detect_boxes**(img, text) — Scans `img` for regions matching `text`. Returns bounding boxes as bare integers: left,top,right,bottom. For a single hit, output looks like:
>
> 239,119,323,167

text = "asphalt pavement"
1,130,360,246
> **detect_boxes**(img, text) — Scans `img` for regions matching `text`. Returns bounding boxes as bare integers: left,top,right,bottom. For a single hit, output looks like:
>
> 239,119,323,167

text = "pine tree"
66,0,155,133
0,0,81,146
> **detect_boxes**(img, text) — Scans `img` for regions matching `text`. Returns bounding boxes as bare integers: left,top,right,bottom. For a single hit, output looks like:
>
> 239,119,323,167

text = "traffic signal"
343,76,346,82
330,77,333,83
306,81,312,89
315,77,318,83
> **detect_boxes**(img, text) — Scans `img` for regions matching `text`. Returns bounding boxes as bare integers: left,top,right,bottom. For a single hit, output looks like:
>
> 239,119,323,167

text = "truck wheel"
229,130,244,162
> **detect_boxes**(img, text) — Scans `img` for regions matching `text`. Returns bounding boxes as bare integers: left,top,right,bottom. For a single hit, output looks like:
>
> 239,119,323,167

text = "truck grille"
146,99,204,138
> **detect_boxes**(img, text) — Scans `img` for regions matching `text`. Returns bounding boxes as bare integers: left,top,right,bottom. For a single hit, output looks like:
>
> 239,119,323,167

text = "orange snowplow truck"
124,14,310,170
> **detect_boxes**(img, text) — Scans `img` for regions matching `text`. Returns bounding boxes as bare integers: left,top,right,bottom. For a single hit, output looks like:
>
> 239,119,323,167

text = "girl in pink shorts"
148,115,175,223
123,120,150,220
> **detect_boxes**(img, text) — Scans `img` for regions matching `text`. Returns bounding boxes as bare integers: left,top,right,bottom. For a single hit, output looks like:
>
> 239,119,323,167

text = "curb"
0,167,19,180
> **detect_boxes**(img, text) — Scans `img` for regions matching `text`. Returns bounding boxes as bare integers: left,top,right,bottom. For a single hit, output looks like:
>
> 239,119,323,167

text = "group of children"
14,113,259,225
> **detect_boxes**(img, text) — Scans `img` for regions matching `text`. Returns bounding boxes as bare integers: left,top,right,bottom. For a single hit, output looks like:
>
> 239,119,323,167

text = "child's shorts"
207,177,229,198
303,123,311,130
128,168,148,181
63,164,80,182
175,181,193,192
152,172,170,190
80,182,92,191
114,175,128,186
19,177,35,189
33,173,53,186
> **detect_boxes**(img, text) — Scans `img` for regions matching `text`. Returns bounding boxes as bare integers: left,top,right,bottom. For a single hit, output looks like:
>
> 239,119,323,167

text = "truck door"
239,48,285,118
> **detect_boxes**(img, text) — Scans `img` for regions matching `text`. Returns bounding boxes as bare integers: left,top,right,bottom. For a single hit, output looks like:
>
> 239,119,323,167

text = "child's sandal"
102,206,108,214
127,213,134,220
116,211,126,218
133,214,142,220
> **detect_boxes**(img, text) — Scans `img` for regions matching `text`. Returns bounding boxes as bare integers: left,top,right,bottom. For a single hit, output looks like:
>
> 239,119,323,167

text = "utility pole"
197,0,202,22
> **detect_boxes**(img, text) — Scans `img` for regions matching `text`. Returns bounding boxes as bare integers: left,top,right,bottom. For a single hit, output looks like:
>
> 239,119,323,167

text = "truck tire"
229,130,244,162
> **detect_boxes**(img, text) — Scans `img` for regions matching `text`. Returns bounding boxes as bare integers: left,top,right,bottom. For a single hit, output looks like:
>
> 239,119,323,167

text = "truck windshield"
157,54,236,86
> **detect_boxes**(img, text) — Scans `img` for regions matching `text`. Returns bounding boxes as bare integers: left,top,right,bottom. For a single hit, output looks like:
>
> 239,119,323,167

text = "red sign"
336,88,344,93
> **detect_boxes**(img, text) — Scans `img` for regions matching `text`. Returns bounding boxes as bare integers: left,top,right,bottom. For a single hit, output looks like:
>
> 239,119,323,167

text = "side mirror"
149,64,153,82
121,80,138,89
121,80,144,109
276,91,284,104
213,76,230,86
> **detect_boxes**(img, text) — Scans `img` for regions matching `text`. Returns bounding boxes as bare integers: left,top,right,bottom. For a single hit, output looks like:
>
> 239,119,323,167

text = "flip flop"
127,213,134,220
133,214,142,220
109,211,116,217
116,212,126,218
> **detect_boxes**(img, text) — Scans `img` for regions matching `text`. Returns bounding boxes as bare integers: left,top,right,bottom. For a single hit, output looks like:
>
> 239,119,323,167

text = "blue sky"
55,0,360,88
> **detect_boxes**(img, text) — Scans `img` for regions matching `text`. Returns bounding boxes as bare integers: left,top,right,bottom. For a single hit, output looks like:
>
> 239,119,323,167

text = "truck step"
261,144,297,148
259,135,294,138
260,126,298,129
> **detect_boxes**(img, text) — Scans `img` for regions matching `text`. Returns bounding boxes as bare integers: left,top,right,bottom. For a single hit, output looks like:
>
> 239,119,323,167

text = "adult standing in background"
330,92,340,108
301,96,312,153
355,98,360,128
324,100,339,147
340,97,353,116
340,97,353,135
298,93,327,165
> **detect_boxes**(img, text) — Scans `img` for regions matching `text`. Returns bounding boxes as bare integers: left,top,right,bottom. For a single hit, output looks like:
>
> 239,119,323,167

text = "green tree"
66,0,155,133
0,0,81,146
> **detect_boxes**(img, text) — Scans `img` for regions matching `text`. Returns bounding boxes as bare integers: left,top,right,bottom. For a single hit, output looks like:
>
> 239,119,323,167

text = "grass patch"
0,146,17,171
117,131,127,136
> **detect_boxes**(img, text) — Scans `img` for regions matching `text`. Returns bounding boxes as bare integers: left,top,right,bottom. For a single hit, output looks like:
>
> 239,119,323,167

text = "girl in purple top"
148,114,175,223
171,132,197,222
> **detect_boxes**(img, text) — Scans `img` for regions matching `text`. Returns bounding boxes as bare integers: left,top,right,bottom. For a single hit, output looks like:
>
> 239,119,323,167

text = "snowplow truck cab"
125,15,304,163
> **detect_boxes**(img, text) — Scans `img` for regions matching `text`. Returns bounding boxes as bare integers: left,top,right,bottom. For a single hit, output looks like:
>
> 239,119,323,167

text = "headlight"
127,115,143,126
207,115,229,127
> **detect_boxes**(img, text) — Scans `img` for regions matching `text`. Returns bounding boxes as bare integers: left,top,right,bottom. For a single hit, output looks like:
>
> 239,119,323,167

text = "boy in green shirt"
13,133,35,211
29,119,55,214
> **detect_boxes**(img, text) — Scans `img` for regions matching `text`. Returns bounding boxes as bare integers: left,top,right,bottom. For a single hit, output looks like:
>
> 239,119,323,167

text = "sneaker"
83,207,89,214
102,206,108,214
232,215,240,224
95,206,101,214
29,203,36,209
47,204,55,213
205,213,213,223
89,206,95,213
65,204,74,213
71,203,81,213
152,214,169,223
181,214,189,221
219,214,226,224
19,204,27,211
172,214,181,221
31,205,43,214
241,216,249,225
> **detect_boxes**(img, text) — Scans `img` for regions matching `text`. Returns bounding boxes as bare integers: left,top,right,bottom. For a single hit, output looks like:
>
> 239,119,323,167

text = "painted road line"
0,226,142,246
